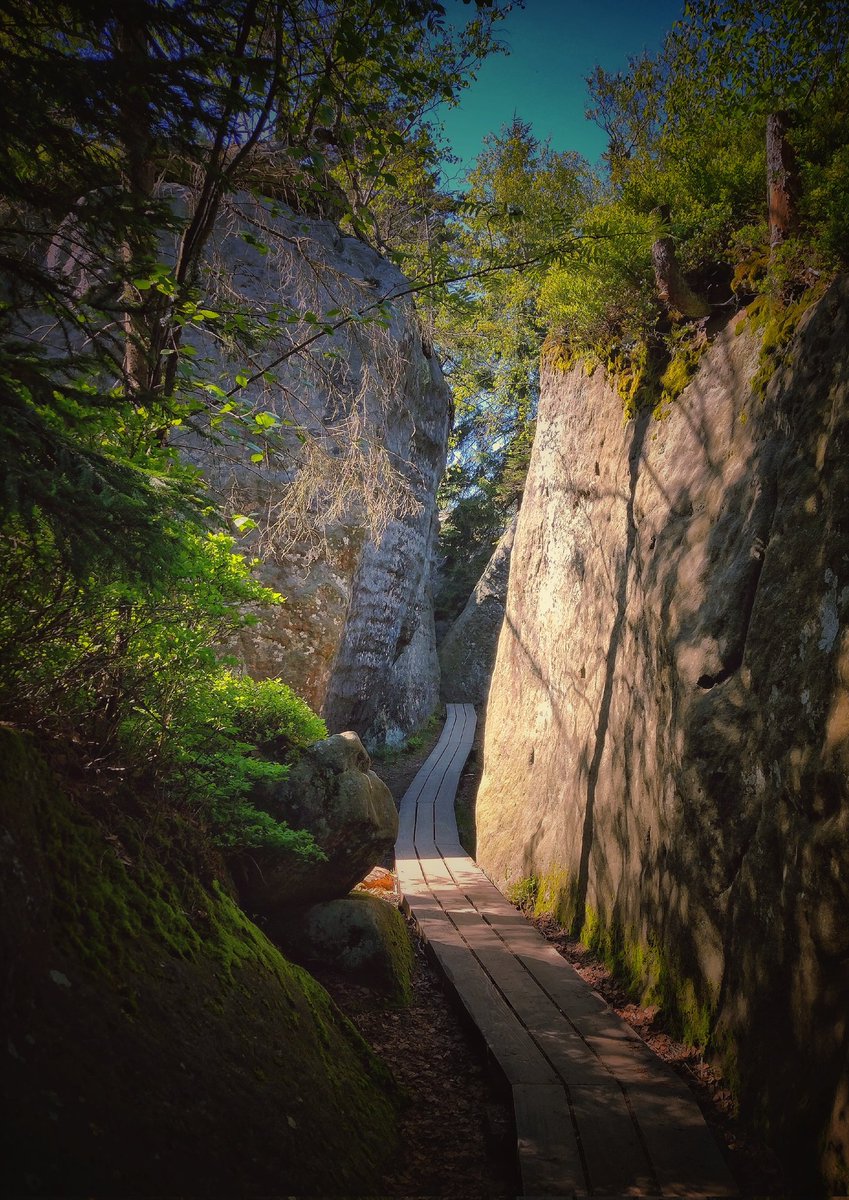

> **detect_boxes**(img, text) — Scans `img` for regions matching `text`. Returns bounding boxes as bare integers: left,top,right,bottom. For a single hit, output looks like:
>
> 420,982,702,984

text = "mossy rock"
272,893,415,1006
579,904,715,1049
231,731,398,912
0,728,400,1197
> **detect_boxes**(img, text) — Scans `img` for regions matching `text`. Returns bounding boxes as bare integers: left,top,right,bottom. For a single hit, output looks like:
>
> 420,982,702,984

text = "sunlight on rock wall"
477,277,849,1192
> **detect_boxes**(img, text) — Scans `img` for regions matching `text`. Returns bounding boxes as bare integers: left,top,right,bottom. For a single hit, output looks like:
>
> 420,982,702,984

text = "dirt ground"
316,938,516,1199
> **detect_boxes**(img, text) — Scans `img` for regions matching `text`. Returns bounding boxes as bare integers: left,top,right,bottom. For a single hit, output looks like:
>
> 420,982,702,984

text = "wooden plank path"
395,703,738,1198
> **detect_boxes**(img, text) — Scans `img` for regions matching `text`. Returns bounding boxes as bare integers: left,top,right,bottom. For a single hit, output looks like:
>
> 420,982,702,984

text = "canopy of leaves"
540,0,849,372
433,2,848,616
435,120,590,498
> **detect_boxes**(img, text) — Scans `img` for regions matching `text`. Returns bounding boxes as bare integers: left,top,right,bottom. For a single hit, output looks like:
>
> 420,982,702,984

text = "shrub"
0,521,326,856
538,203,657,358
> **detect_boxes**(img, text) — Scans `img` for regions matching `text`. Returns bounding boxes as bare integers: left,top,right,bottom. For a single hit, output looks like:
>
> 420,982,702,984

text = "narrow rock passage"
395,704,738,1198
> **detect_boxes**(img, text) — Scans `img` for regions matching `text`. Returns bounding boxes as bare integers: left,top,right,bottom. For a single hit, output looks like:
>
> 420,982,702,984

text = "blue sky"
435,0,684,185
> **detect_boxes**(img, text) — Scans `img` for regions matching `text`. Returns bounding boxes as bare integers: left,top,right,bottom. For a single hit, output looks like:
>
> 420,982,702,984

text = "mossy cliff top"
0,727,399,1197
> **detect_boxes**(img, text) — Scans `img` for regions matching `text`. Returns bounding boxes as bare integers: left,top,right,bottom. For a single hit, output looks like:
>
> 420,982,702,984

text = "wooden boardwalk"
395,703,737,1198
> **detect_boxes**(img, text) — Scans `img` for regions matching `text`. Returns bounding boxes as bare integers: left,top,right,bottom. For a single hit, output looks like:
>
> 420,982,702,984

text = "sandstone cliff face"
439,516,516,704
476,278,849,1191
187,197,450,745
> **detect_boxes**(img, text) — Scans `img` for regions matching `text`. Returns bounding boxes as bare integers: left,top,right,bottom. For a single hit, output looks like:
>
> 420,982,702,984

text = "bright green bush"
538,203,657,357
146,673,327,854
0,521,326,856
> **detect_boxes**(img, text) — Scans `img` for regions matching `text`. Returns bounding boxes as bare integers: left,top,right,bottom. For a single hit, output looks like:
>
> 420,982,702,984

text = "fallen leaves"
356,866,396,893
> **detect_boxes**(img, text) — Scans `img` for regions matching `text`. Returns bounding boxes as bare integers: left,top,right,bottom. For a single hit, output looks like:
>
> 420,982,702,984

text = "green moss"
370,708,442,763
545,330,706,423
405,710,442,753
743,281,829,399
654,337,705,418
506,874,540,911
580,903,716,1050
608,340,658,419
712,1028,743,1101
0,728,401,1196
533,867,572,922
43,799,204,982
347,893,415,1007
507,867,576,928
541,335,579,374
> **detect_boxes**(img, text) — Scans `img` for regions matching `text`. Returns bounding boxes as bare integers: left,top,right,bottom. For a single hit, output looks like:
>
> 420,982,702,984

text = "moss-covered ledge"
0,727,400,1197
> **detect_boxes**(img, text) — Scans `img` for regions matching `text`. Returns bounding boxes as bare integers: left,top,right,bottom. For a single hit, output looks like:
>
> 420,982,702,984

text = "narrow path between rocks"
396,703,738,1198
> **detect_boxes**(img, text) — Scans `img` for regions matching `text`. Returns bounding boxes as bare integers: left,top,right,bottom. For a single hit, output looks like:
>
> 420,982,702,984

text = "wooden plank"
396,705,734,1198
620,1079,737,1197
513,1084,586,1197
451,918,654,1193
428,937,560,1087
416,859,655,1195
477,929,736,1196
441,875,735,1194
397,704,458,835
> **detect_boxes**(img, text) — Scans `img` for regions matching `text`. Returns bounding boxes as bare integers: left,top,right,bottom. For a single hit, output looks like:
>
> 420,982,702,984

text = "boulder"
273,893,414,1005
230,731,397,913
0,729,400,1197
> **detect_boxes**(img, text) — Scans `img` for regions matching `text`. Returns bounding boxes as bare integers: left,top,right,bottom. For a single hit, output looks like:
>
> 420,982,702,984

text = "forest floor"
358,710,791,1199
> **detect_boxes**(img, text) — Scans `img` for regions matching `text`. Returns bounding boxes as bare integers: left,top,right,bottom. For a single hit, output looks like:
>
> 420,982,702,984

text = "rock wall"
185,197,450,745
438,516,516,704
476,278,849,1191
0,729,399,1195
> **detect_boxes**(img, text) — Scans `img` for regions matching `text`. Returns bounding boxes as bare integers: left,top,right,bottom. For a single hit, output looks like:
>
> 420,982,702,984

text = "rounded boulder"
230,731,398,913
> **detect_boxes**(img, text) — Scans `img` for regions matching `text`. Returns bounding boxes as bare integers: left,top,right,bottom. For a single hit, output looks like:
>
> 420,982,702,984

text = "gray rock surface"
272,893,414,1004
183,196,450,744
230,731,397,913
439,516,516,704
476,278,849,1191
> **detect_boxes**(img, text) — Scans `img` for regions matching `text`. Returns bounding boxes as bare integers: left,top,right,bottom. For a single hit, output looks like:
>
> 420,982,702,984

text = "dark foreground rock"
231,731,398,913
273,893,414,1005
0,729,399,1197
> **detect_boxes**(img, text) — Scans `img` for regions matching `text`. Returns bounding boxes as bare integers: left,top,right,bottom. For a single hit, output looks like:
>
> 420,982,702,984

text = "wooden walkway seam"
395,703,738,1199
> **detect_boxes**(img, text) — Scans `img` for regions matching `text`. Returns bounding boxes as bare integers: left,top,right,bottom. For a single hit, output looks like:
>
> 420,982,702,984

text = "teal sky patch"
435,0,683,185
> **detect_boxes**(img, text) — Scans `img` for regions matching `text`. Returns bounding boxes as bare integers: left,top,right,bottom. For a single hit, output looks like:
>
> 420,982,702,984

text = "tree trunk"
116,16,159,399
651,207,710,319
767,111,799,251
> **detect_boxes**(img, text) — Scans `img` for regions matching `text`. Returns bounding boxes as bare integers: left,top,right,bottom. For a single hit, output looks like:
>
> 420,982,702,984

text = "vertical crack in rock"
696,457,780,689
